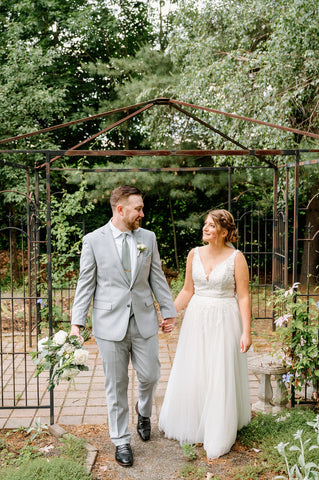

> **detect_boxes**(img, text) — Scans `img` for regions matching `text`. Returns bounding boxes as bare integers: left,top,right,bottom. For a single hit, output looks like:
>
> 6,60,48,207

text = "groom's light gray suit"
71,220,176,445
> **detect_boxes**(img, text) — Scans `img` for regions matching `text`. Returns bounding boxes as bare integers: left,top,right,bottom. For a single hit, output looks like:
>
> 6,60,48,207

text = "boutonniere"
137,243,147,256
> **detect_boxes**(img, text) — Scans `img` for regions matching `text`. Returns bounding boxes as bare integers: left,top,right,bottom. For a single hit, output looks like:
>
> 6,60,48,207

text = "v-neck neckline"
197,247,236,281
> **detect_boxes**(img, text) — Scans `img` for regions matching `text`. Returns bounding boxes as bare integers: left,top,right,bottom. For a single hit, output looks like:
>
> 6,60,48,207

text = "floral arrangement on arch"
272,282,319,398
31,329,90,390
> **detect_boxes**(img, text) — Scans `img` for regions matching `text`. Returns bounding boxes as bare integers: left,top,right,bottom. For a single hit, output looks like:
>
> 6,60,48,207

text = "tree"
0,0,156,279
0,0,154,147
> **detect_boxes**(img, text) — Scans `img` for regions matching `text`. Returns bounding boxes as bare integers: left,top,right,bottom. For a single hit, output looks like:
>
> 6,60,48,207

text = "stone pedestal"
248,354,289,413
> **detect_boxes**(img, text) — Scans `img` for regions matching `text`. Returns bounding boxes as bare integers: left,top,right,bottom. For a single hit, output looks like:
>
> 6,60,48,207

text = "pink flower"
275,314,292,327
284,282,300,297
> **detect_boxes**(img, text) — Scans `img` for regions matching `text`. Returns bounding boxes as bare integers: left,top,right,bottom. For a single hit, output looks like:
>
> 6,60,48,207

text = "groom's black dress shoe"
135,402,151,441
115,444,133,467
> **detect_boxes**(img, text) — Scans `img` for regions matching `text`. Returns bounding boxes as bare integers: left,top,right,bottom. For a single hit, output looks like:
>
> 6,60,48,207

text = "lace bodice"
192,247,238,298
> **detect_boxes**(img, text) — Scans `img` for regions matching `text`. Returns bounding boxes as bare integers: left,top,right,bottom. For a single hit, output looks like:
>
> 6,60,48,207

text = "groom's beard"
126,218,141,231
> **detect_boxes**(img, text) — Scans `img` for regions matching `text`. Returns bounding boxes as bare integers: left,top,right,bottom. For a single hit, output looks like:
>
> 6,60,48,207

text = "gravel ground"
63,424,258,480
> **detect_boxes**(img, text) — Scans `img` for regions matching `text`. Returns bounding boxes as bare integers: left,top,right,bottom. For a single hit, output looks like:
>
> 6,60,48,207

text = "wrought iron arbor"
0,98,318,421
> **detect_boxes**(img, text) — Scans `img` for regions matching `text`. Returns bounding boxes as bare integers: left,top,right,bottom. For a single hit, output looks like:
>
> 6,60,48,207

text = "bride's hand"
240,332,252,353
161,317,176,333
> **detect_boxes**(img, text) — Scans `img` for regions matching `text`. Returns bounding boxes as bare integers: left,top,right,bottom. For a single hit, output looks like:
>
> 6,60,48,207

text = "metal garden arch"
0,97,318,422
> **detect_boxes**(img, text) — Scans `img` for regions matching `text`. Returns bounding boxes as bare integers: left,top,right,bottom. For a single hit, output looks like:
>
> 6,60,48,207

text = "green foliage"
11,444,42,466
11,425,28,435
0,439,7,449
0,0,154,147
1,0,318,280
39,176,95,289
235,409,319,479
170,269,185,299
167,0,319,153
58,434,87,464
0,0,155,255
271,284,319,393
26,419,49,441
182,443,198,461
0,423,90,477
0,457,92,480
274,419,319,480
0,448,16,466
179,463,206,479
98,0,319,167
37,303,70,332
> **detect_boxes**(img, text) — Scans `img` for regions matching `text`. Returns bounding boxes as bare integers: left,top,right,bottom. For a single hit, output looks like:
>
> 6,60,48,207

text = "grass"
179,464,206,479
182,443,198,461
178,408,319,480
0,457,92,480
58,434,87,463
0,429,91,480
233,407,319,479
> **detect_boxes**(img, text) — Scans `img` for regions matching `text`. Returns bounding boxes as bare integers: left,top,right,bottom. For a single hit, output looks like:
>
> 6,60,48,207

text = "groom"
70,185,176,467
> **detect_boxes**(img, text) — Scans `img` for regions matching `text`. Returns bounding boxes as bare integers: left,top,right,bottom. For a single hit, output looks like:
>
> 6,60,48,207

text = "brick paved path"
0,329,261,429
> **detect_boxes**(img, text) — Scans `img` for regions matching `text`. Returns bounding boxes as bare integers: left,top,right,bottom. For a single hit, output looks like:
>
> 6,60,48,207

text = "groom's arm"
71,236,97,330
148,232,177,321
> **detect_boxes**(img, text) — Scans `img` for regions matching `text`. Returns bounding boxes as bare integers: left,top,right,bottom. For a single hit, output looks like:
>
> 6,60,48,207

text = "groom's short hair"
110,185,142,210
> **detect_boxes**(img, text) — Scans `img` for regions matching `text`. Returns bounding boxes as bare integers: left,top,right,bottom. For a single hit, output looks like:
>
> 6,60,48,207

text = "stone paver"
0,329,269,429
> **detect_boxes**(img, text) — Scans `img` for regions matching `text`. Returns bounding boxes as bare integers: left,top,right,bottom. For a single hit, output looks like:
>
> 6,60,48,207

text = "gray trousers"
95,316,161,446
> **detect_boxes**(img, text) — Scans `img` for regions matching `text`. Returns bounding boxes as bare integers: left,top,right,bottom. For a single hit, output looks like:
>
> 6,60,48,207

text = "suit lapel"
102,222,129,285
132,229,144,285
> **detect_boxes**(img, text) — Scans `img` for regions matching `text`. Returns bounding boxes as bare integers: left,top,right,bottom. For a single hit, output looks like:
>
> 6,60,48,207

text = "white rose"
37,337,48,353
64,344,76,354
137,243,148,256
53,330,68,346
73,348,89,365
60,368,80,380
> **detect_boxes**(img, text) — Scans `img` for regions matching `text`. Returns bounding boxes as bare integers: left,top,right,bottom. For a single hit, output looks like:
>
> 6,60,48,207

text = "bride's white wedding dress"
159,247,251,459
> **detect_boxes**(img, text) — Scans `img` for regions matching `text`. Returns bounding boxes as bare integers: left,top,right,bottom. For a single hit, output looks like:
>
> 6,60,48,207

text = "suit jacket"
71,221,177,341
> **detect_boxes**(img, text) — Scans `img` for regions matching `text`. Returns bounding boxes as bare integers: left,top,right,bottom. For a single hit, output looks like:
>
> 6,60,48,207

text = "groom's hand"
161,317,176,333
70,324,83,342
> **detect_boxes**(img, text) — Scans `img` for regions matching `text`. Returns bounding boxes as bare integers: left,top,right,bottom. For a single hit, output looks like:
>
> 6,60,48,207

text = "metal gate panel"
0,196,51,421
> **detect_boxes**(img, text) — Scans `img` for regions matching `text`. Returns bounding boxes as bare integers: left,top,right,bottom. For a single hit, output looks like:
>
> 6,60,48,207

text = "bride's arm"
234,251,252,353
174,249,195,313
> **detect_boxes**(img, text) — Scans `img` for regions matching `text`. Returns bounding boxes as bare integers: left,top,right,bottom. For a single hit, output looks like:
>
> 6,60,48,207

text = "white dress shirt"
110,221,138,282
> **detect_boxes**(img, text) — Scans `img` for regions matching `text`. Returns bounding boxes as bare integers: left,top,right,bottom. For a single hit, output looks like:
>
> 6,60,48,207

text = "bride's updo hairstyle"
208,209,239,243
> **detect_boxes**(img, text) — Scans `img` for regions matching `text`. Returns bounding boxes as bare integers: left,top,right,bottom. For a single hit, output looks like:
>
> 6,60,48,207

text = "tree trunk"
300,195,319,285
169,196,179,270
10,228,20,283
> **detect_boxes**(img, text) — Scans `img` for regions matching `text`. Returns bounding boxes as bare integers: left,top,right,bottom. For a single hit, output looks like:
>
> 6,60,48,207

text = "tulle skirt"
159,294,251,459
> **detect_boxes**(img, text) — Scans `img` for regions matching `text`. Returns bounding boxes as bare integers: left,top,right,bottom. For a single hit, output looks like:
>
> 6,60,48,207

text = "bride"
159,209,252,459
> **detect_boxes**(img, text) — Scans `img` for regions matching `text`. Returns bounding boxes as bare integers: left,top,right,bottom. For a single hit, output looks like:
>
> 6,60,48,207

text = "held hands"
161,317,176,334
240,331,252,353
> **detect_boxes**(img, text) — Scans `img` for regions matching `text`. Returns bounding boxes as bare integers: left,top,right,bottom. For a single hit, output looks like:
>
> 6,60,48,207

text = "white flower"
59,368,80,380
37,337,48,353
293,429,303,441
137,243,147,256
275,413,291,422
275,441,289,455
32,329,90,389
53,330,68,346
73,348,89,365
63,343,76,354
